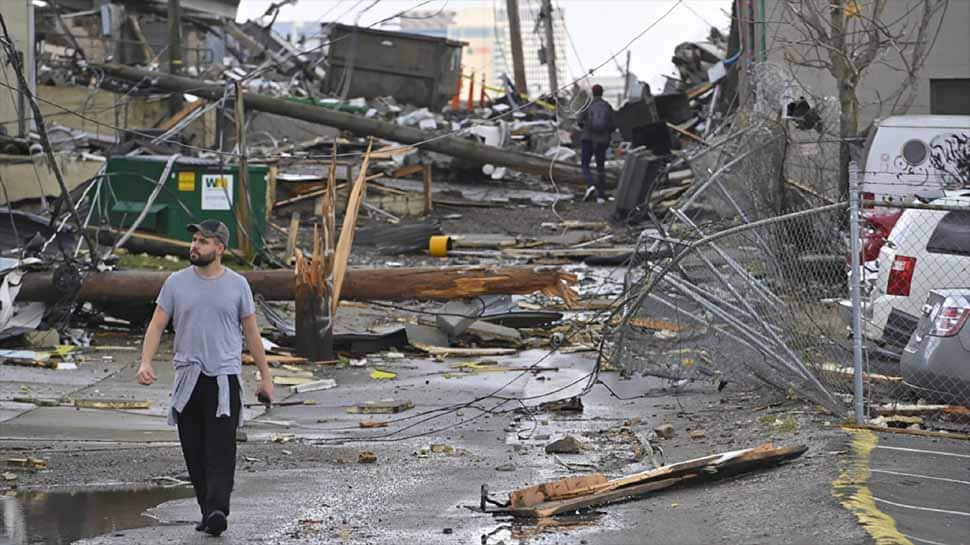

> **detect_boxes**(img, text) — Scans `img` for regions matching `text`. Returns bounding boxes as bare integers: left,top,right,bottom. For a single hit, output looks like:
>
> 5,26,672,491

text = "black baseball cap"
187,220,230,246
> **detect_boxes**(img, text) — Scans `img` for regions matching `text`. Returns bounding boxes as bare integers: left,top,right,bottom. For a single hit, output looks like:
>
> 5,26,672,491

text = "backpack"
588,100,611,132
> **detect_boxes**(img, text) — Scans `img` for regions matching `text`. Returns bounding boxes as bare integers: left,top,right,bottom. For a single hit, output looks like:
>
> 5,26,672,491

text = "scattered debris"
488,443,808,517
413,344,518,358
539,397,584,414
545,436,586,455
359,421,388,429
653,424,675,440
6,457,48,470
291,379,337,394
358,451,378,464
71,399,150,410
346,400,414,415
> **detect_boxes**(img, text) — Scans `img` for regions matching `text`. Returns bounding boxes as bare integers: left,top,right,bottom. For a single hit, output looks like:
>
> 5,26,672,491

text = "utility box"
97,156,270,253
320,23,465,109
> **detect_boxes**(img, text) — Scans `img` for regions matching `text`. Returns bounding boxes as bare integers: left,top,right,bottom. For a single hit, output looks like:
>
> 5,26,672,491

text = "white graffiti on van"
893,132,970,189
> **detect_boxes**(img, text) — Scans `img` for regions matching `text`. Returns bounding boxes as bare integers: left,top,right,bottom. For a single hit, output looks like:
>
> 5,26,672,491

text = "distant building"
400,3,570,99
739,0,970,122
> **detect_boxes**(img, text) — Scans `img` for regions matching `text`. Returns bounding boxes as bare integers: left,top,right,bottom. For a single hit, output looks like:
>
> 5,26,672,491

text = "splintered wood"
332,139,374,308
498,443,808,518
343,268,579,308
294,146,338,361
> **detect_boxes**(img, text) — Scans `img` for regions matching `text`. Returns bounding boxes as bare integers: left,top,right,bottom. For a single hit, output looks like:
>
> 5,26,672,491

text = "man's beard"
189,251,216,267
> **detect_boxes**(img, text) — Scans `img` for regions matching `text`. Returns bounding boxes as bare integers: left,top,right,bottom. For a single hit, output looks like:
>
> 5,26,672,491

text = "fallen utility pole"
18,266,578,305
93,64,601,184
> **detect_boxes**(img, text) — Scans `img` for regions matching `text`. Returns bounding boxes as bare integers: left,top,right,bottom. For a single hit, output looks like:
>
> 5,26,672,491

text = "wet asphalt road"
1,342,884,545
867,434,970,545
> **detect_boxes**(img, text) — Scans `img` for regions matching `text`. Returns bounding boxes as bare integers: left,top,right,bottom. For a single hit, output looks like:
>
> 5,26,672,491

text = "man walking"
578,84,616,202
137,219,273,537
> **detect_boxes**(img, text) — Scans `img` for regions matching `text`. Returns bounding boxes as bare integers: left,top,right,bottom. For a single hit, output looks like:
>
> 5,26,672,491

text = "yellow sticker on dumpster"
178,171,195,191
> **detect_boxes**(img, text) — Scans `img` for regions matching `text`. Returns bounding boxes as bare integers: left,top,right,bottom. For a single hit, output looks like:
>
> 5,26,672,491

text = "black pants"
177,374,241,519
581,140,609,198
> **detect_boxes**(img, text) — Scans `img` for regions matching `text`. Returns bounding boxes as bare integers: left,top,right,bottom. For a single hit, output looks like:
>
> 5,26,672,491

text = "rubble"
545,436,586,455
653,424,675,439
488,443,808,518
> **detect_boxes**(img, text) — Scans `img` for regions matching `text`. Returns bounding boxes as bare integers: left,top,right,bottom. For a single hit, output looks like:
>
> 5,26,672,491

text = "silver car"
900,288,970,404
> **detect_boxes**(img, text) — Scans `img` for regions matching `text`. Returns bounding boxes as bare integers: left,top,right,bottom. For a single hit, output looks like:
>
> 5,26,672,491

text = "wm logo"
205,177,229,189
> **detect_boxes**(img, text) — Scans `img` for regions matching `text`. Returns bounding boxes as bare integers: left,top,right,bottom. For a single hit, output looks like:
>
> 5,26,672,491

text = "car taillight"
929,306,970,337
886,256,916,296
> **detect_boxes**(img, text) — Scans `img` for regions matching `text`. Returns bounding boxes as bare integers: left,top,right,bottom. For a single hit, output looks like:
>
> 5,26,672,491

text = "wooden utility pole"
167,0,182,115
540,0,558,95
233,81,253,259
18,267,580,305
97,63,606,184
505,0,528,94
622,50,631,102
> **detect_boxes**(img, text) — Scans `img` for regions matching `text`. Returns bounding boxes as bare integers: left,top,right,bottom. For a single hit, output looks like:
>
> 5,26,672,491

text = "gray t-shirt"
156,266,255,372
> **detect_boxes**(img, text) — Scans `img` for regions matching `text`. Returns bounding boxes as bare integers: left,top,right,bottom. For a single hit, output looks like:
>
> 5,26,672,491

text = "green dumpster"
97,156,268,253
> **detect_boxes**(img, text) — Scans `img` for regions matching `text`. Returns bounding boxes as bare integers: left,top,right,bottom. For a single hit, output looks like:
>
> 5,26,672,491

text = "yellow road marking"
833,429,913,545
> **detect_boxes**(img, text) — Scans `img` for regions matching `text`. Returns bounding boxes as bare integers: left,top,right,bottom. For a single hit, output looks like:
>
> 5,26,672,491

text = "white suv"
866,193,970,355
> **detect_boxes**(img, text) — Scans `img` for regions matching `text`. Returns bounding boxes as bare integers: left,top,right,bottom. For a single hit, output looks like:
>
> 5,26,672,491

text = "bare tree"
777,0,948,194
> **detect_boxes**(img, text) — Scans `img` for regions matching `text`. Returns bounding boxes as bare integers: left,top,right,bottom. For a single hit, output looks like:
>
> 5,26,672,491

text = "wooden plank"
412,344,518,357
872,403,964,416
273,183,348,209
840,424,970,441
243,354,308,365
127,15,155,62
359,420,388,428
71,399,151,410
510,474,608,508
517,476,688,518
819,363,902,384
331,141,374,307
283,212,301,265
266,164,278,218
423,164,433,215
157,100,202,132
502,443,808,518
666,122,706,145
503,247,636,259
272,376,318,386
390,164,424,178
346,400,414,414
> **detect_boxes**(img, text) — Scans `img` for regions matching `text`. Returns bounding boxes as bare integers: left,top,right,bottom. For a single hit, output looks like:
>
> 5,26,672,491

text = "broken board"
346,400,414,414
499,443,807,517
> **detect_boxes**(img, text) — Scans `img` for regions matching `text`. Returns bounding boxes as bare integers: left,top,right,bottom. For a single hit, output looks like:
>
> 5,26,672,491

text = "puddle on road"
481,513,604,544
0,484,194,545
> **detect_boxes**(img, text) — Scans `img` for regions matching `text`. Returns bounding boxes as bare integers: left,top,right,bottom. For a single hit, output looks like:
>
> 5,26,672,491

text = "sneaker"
596,198,606,204
195,517,206,532
204,510,227,536
583,186,597,202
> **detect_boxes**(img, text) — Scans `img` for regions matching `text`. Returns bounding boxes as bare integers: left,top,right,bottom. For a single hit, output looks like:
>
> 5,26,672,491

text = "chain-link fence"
607,118,970,429
853,186,970,422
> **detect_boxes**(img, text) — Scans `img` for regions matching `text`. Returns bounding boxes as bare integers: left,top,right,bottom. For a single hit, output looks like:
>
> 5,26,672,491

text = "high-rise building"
400,3,570,99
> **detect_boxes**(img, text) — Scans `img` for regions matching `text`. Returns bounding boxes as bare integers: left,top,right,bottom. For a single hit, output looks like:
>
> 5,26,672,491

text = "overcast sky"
236,0,731,91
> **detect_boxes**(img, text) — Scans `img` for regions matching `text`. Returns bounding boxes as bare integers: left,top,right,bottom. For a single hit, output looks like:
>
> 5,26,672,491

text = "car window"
926,210,970,256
